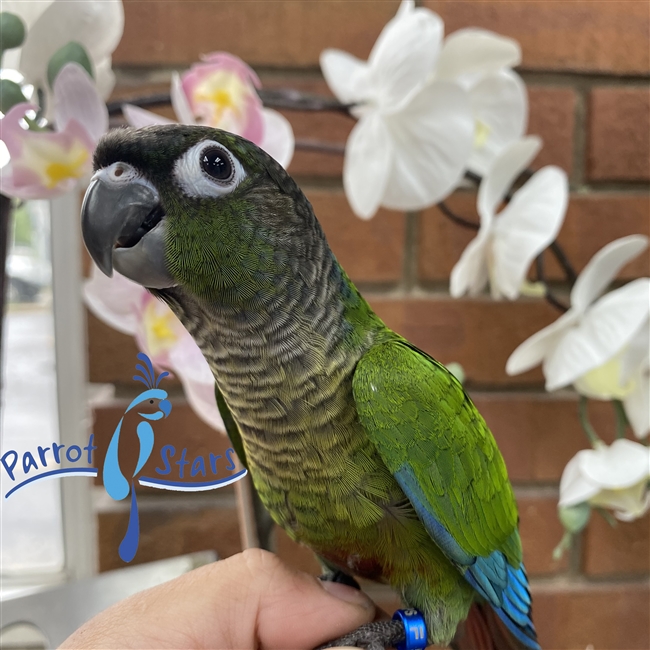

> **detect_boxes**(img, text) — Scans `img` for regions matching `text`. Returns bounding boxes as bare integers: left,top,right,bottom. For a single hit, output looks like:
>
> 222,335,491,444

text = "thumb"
210,549,376,649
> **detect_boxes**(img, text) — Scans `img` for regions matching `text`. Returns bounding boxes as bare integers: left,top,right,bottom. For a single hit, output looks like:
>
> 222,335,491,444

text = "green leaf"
0,12,26,55
46,41,93,89
0,78,27,114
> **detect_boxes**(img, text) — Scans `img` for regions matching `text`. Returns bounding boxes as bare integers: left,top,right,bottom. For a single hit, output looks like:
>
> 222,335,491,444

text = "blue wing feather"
395,464,540,650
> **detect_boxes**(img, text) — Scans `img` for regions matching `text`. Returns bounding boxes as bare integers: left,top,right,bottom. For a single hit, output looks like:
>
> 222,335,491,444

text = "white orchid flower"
450,136,568,300
435,28,527,177
123,52,294,169
559,439,650,522
2,0,124,101
507,235,650,438
320,0,474,219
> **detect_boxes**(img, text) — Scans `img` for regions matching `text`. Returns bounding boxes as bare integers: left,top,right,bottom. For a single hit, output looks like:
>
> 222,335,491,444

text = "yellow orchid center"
143,302,180,356
474,120,491,149
575,354,637,400
21,137,90,189
44,146,89,188
193,70,249,127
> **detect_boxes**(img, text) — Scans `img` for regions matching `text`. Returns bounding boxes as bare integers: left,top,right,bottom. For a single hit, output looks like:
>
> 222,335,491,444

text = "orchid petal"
450,229,491,297
467,70,528,177
53,63,108,142
620,320,650,385
602,484,650,521
320,49,371,105
579,439,650,490
368,5,444,113
624,367,650,439
558,450,601,507
381,81,473,211
478,136,542,224
171,71,196,125
0,1,53,72
343,113,392,219
123,104,176,128
492,166,568,299
570,235,649,313
259,108,294,169
178,374,225,432
436,28,521,82
18,0,124,88
505,309,579,376
545,278,650,390
93,56,117,101
0,164,72,200
83,266,145,337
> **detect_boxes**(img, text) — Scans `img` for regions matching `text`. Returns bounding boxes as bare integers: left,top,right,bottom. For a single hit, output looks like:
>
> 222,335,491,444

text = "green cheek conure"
82,125,540,650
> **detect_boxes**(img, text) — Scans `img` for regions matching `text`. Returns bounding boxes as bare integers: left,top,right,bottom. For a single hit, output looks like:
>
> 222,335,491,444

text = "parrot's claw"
316,619,405,650
319,569,361,591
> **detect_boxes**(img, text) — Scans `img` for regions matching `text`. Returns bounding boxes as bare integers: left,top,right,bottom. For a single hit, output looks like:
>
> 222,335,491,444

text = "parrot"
81,124,540,650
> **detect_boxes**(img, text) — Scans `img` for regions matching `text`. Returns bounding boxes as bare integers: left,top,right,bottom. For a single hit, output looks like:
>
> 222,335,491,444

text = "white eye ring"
173,140,246,199
92,162,147,187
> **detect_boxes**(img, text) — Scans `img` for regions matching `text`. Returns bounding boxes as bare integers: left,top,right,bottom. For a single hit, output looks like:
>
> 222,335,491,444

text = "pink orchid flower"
83,264,225,432
123,52,294,169
0,63,108,200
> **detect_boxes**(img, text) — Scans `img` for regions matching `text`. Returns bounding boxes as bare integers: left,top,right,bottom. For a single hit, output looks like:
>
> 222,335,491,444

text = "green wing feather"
352,339,521,566
215,383,248,470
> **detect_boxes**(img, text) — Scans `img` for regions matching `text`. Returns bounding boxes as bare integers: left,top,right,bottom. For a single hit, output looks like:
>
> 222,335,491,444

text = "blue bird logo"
102,353,172,562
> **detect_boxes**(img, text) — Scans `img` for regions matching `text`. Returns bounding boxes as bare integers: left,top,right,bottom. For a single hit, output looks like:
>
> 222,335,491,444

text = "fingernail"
321,580,374,609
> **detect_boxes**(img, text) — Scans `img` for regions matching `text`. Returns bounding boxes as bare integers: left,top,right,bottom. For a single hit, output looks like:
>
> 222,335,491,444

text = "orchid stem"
106,89,354,117
535,253,570,313
437,201,479,230
578,396,601,447
613,400,628,439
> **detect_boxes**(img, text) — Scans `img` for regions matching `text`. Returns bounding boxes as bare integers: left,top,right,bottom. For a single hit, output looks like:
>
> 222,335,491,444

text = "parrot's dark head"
82,125,319,304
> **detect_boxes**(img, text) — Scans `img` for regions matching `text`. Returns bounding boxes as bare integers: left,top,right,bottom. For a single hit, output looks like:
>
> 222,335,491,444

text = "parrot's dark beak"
81,175,176,289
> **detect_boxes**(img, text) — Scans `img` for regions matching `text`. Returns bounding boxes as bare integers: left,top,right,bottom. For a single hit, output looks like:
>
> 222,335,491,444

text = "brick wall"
89,2,650,648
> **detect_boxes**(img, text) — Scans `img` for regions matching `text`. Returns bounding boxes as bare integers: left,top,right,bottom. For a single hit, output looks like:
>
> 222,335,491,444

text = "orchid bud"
47,42,93,89
0,12,26,54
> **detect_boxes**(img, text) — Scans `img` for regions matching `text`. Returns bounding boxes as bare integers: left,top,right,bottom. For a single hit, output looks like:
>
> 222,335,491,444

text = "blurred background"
1,2,649,649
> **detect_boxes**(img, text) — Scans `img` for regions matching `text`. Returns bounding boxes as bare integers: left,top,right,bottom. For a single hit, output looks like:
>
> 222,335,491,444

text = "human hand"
59,549,376,649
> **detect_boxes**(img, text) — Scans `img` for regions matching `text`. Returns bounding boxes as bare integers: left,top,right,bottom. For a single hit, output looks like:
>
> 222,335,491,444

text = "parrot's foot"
316,619,405,650
319,569,361,590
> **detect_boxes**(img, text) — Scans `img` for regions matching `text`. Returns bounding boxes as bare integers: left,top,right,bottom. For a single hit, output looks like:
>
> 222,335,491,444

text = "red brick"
91,399,236,491
308,190,405,284
532,580,650,649
426,1,650,74
588,88,650,181
583,512,650,578
87,310,151,384
370,296,560,387
98,504,241,571
517,495,569,577
527,86,576,175
418,193,650,282
474,393,618,483
114,1,402,67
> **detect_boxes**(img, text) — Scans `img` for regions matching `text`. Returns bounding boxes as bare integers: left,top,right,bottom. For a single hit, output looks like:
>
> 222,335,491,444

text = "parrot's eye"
174,140,246,198
200,147,234,182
